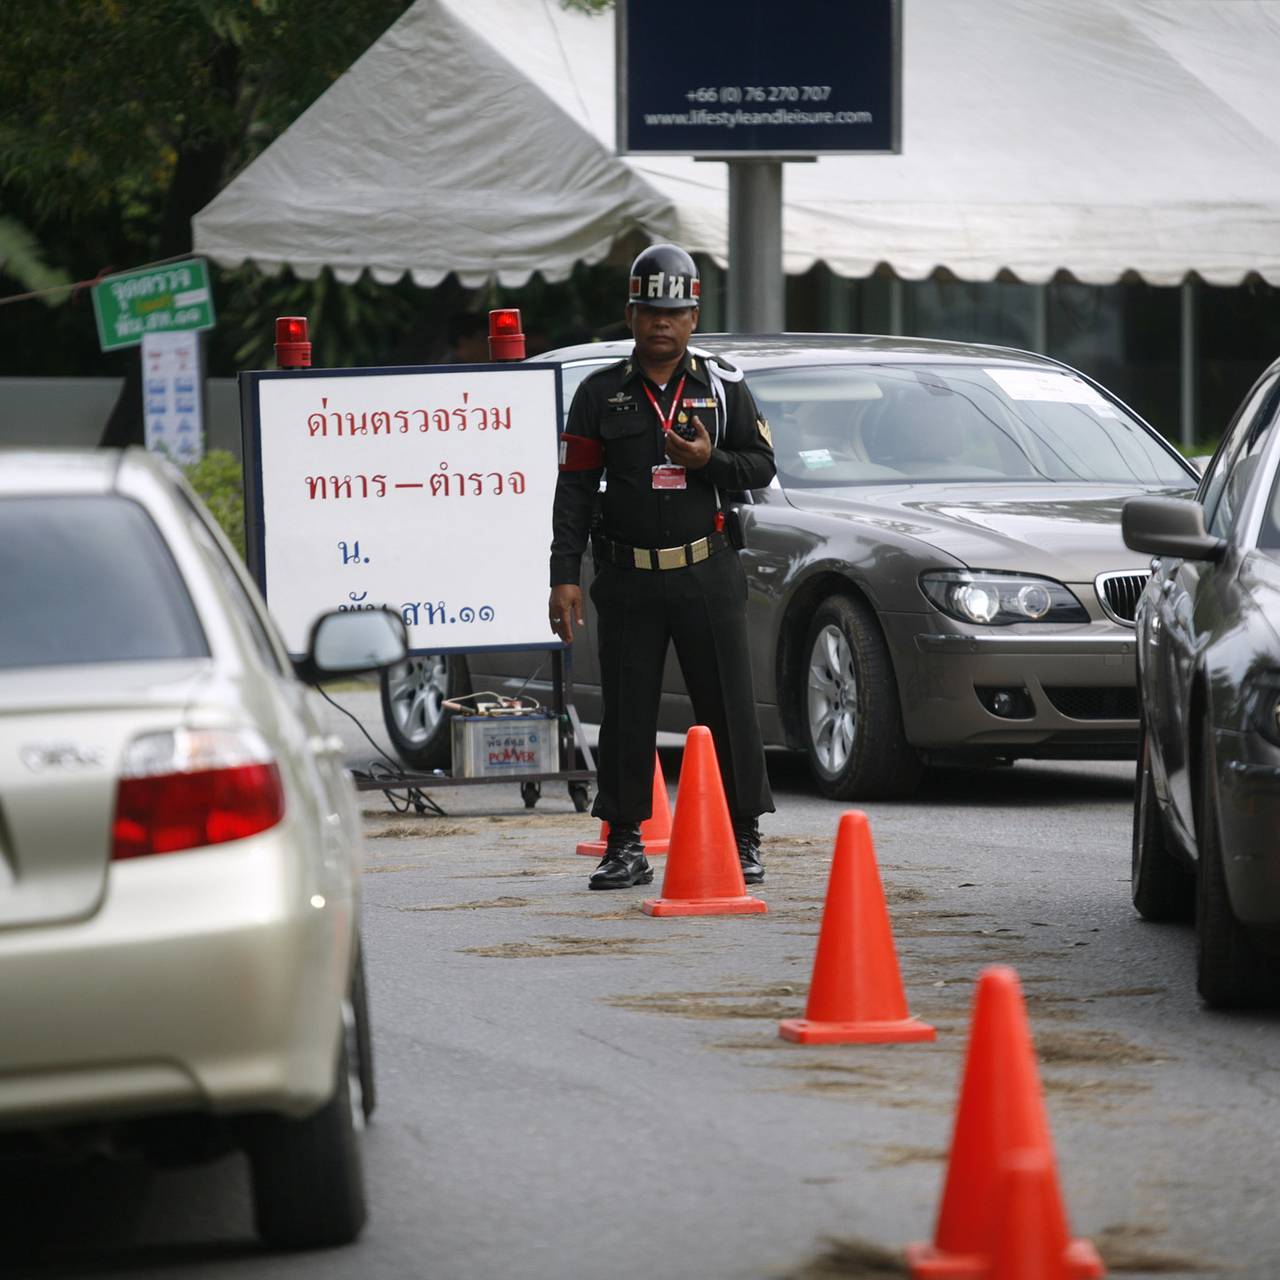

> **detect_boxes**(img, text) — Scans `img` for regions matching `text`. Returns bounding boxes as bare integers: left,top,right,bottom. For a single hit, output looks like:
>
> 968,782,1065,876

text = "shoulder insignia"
757,417,773,446
582,360,626,387
689,356,698,371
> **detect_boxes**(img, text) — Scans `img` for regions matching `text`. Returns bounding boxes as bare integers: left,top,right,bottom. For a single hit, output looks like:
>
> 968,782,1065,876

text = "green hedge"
184,449,246,560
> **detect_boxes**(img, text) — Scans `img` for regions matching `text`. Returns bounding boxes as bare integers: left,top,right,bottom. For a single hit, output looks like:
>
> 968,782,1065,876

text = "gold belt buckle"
633,547,652,570
690,537,709,564
657,545,685,570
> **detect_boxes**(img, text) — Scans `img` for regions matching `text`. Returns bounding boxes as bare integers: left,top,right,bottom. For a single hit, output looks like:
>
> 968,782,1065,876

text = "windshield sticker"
984,368,1110,406
799,449,835,469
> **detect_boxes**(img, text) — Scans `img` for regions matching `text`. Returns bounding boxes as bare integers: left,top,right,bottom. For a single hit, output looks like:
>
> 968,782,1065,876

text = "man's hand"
664,415,712,470
549,584,584,643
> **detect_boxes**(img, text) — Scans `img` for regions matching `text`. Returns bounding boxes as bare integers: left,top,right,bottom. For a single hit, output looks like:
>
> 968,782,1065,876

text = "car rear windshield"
749,363,1193,489
0,494,208,669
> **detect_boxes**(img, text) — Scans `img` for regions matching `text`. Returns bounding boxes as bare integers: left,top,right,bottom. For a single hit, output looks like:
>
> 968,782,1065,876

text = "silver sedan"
0,448,406,1249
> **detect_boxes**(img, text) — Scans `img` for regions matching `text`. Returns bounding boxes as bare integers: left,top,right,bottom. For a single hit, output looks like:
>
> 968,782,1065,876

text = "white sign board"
242,365,561,655
142,330,204,466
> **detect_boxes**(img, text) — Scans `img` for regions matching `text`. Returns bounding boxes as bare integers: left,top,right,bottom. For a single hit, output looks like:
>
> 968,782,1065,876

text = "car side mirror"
293,608,408,684
1122,496,1226,562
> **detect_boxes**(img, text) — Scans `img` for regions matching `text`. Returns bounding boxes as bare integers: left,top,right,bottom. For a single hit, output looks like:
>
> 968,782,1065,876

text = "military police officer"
549,244,776,890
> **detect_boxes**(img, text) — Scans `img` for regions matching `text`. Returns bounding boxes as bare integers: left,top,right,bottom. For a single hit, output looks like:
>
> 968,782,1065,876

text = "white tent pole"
1180,277,1198,448
727,160,784,333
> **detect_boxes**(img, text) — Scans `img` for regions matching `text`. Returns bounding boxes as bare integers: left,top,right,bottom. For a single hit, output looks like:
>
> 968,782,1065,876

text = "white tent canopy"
193,0,1280,289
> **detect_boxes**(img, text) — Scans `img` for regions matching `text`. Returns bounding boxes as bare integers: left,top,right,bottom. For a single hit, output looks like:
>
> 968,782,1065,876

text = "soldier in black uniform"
548,244,776,890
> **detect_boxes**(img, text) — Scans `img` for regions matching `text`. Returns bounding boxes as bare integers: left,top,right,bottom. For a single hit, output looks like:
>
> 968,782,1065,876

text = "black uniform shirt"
549,349,776,586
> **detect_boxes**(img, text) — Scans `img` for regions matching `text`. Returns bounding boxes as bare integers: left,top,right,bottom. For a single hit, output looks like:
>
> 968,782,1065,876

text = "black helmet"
628,243,700,309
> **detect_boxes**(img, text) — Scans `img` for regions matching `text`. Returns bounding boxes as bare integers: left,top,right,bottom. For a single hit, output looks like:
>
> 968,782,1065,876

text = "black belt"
592,531,729,571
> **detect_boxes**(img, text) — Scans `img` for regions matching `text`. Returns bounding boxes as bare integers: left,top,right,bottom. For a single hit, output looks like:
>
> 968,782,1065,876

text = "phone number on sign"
684,85,832,104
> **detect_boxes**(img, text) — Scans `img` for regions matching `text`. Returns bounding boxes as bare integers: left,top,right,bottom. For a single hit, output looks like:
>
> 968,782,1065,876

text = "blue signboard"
617,0,899,156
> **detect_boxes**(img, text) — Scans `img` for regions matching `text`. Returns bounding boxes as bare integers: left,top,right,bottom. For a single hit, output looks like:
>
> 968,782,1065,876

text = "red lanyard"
641,374,687,433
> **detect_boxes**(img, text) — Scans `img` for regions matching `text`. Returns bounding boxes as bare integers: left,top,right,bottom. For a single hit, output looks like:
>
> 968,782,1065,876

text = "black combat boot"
733,815,765,885
588,822,653,890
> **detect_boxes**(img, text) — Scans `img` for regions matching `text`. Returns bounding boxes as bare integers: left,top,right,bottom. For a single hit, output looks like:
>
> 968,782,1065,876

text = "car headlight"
919,570,1090,626
1245,671,1280,747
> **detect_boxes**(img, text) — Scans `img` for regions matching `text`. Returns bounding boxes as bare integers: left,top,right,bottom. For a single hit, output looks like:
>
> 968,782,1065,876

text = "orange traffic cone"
778,811,935,1045
642,726,766,917
576,754,672,856
905,967,1104,1279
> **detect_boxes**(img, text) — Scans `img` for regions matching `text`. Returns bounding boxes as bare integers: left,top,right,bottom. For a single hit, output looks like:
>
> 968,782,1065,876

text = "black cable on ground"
314,684,449,817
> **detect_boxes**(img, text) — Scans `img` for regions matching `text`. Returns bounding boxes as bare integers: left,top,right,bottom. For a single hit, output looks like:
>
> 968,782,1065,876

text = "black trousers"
588,549,774,825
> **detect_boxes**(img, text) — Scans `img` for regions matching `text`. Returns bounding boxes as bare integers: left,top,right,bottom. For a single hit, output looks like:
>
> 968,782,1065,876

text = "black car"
1124,359,1280,1007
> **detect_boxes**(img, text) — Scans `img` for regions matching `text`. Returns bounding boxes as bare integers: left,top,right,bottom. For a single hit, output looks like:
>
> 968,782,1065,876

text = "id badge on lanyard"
645,374,688,491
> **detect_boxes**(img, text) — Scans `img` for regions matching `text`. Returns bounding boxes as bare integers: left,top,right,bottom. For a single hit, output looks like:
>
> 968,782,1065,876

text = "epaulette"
689,346,744,382
582,357,632,384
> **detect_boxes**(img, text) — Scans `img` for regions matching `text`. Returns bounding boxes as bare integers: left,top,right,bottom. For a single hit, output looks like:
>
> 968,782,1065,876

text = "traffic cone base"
904,1239,1103,1279
642,893,766,917
779,1015,936,1045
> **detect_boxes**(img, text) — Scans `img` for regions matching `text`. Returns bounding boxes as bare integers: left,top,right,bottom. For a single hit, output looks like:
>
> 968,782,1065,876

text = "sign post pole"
727,159,784,333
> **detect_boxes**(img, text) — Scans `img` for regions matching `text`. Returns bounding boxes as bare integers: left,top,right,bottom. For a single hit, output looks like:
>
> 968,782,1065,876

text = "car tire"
1195,723,1280,1009
1131,728,1194,922
801,594,922,800
245,1016,367,1249
380,654,470,771
351,943,376,1121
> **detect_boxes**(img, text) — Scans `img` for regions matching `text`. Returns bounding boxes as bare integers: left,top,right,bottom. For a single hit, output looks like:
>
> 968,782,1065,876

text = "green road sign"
92,259,216,351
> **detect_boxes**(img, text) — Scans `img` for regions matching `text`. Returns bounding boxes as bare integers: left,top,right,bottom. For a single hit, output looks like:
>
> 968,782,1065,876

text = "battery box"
450,711,559,778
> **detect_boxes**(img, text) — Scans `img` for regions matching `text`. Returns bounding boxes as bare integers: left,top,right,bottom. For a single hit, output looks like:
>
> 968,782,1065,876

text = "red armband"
558,432,604,471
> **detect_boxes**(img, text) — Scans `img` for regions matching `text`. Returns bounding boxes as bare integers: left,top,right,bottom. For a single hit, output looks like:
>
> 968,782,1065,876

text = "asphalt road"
7,690,1279,1279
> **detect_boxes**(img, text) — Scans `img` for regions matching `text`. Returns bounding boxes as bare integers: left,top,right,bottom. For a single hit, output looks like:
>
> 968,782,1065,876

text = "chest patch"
682,397,716,409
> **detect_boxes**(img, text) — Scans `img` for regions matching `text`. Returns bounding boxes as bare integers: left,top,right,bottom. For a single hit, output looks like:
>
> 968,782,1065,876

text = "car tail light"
111,728,285,860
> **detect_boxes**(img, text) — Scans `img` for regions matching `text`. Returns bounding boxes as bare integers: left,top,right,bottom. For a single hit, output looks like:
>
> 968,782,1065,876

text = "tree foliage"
0,0,413,378
0,0,624,388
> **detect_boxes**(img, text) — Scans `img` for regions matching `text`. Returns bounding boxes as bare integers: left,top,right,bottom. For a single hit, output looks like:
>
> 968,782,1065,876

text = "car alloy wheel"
379,654,469,770
808,624,858,776
800,595,922,800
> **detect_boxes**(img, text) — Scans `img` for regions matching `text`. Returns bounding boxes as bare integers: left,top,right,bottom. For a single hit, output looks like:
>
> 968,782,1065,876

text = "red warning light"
274,316,311,369
488,308,525,361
